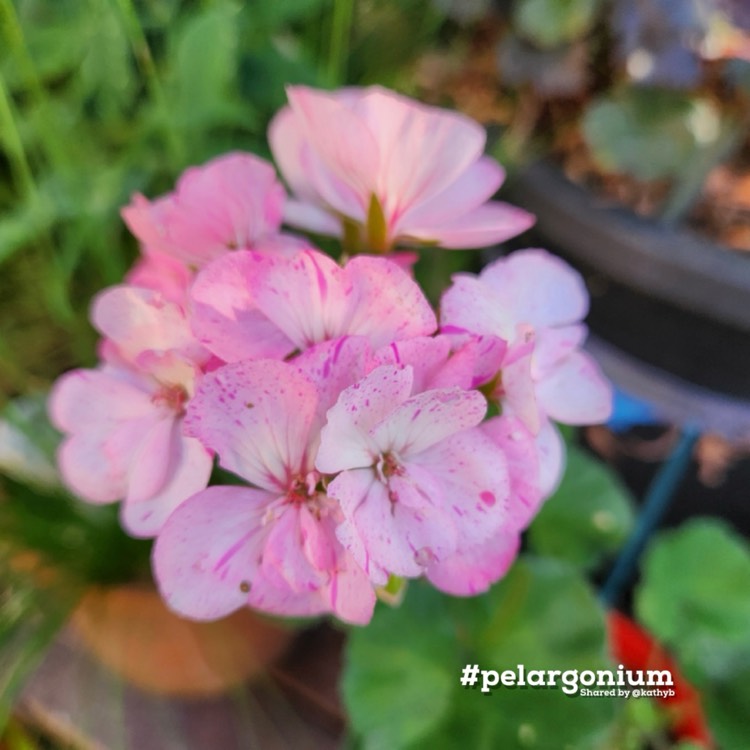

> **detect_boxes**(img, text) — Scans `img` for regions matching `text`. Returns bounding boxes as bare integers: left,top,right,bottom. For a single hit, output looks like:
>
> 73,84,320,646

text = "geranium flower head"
269,85,534,251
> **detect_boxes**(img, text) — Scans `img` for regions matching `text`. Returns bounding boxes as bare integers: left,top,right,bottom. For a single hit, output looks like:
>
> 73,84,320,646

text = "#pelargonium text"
49,84,612,625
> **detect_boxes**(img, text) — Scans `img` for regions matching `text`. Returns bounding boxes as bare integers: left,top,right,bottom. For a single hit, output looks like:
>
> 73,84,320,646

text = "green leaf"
637,520,750,677
344,559,619,750
582,89,724,181
343,584,457,750
635,519,750,680
512,0,603,49
528,445,635,570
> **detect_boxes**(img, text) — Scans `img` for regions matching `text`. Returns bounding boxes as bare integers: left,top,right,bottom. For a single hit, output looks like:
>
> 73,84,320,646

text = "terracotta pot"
69,584,294,697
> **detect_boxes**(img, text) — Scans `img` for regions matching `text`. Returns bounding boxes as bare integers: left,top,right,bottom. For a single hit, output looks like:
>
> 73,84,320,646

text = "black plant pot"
503,161,750,439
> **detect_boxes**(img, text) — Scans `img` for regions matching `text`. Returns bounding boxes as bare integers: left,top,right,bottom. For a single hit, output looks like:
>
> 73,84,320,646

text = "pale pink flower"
190,247,437,362
121,152,286,268
316,364,524,584
440,249,613,432
153,359,375,624
49,286,214,536
269,85,534,251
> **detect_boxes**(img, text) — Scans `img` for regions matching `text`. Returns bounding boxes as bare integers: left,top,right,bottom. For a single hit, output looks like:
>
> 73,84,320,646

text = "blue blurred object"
611,0,709,88
608,388,660,433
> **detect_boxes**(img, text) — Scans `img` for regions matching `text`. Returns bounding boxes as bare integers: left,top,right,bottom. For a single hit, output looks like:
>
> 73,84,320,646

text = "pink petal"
49,368,153,433
536,419,566,499
91,286,205,374
395,156,505,233
342,255,437,346
153,486,272,620
293,336,372,432
500,346,542,434
532,324,588,380
349,86,487,219
411,426,515,545
536,351,613,425
405,201,534,249
331,469,455,580
283,199,341,235
370,386,487,458
316,365,413,473
440,274,516,340
287,86,379,210
184,360,318,490
426,531,520,596
125,249,193,305
481,416,542,528
479,249,589,328
122,430,212,537
190,251,295,363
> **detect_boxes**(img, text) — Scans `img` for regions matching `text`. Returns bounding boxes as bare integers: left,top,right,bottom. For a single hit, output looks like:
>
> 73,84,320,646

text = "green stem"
0,72,35,199
0,0,69,170
113,0,183,164
326,0,355,86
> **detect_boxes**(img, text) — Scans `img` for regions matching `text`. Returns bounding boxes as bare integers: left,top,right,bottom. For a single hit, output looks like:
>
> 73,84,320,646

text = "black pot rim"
506,162,750,332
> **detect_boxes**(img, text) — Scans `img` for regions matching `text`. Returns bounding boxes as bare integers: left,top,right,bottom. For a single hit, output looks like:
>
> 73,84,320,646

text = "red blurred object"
606,610,714,747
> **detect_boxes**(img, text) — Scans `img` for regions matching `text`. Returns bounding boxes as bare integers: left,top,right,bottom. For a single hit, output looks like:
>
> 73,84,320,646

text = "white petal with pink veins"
316,365,413,473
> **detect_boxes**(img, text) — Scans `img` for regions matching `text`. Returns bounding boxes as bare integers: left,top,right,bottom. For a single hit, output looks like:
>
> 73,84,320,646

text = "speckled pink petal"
331,469,455,580
316,365,413,474
481,416,542,528
426,530,520,596
184,359,318,491
369,386,487,458
411,426,514,545
440,274,516,341
342,256,438,346
153,486,271,621
190,251,295,363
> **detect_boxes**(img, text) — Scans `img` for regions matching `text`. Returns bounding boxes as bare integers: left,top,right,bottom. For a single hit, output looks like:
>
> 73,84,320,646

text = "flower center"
151,383,189,414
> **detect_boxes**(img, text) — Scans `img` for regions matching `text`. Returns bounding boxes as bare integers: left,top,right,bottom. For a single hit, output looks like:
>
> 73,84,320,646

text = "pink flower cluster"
49,86,611,625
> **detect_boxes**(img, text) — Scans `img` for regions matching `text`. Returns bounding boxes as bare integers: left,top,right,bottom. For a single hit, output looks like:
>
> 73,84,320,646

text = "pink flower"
121,152,286,268
441,249,613,432
269,86,534,251
153,359,376,624
316,364,524,584
190,247,437,362
49,286,214,537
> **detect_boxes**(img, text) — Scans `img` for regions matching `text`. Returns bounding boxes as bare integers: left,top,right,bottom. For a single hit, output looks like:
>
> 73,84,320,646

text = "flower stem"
326,0,355,86
600,425,700,607
113,0,183,165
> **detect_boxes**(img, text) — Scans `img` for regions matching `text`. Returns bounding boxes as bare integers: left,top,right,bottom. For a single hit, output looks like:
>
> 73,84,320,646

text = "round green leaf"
635,519,750,680
513,0,603,49
582,89,721,181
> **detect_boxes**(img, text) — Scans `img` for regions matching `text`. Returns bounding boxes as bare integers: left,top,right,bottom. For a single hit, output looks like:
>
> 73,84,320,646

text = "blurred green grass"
0,0,445,403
